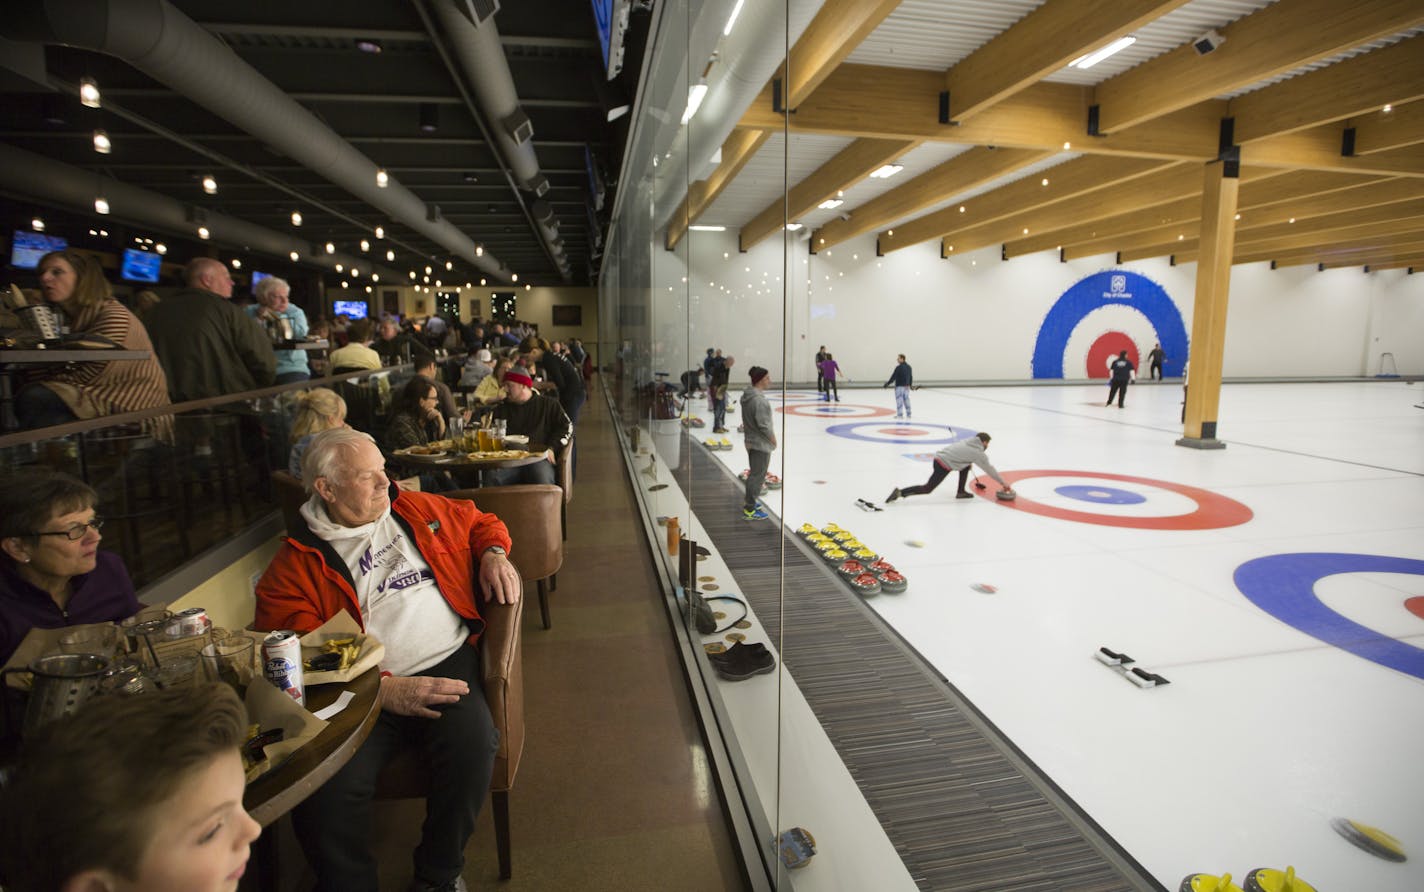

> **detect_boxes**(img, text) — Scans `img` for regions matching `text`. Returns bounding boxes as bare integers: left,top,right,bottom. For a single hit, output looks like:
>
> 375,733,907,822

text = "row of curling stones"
797,523,907,595
1181,866,1317,892
703,437,733,450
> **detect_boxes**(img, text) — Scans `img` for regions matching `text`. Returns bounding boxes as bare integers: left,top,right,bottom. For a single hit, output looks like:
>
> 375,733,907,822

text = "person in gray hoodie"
739,366,777,519
886,431,1013,502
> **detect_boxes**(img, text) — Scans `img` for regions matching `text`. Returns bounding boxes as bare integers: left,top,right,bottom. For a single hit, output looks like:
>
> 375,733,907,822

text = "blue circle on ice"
1054,484,1147,505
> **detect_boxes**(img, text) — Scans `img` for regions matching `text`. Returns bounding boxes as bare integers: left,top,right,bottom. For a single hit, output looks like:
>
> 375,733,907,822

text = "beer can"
262,630,305,706
166,607,211,638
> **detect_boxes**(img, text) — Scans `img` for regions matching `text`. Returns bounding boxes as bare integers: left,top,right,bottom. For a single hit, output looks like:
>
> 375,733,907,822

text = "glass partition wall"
600,1,813,887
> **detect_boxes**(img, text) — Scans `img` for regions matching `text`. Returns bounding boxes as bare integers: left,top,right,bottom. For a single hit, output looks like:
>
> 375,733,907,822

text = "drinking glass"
200,638,256,699
448,416,464,440
59,624,119,659
149,655,199,690
121,607,172,654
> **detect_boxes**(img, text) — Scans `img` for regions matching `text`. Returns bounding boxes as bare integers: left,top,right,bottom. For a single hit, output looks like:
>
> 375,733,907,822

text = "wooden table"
243,667,383,826
387,444,549,484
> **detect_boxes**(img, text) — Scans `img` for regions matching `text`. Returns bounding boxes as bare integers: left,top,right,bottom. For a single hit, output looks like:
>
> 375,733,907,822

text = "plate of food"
395,444,448,456
463,449,535,461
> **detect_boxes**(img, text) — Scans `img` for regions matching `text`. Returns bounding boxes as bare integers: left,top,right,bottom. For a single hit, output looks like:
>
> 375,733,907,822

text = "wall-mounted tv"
120,248,162,283
250,270,272,290
333,299,369,319
10,231,68,269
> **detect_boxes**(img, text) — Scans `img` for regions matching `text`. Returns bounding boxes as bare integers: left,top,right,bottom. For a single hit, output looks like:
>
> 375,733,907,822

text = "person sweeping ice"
886,431,1013,503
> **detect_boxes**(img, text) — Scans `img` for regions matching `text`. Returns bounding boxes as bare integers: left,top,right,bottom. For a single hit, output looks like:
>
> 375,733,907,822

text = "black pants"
1150,362,1162,380
1107,379,1129,407
745,449,771,511
292,643,499,892
822,378,838,400
900,461,969,497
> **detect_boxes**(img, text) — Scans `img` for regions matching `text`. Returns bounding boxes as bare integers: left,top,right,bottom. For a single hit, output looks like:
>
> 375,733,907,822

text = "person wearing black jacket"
373,316,433,365
521,337,586,425
883,354,913,418
1106,351,1135,408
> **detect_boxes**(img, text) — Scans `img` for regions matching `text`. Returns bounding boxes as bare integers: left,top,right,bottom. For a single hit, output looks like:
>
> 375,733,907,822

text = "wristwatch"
484,546,508,556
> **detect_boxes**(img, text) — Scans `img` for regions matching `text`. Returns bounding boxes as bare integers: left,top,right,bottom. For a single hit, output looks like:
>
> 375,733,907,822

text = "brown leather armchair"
447,485,564,630
374,591,526,879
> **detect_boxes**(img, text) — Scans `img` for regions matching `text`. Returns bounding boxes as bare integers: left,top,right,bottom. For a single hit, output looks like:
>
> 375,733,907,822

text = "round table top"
244,667,382,827
388,443,549,470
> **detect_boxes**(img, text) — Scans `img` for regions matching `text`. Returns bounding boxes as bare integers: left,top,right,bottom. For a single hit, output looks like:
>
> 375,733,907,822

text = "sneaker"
708,641,770,664
955,491,974,499
712,427,728,433
711,642,776,680
886,488,901,503
895,414,903,419
408,877,468,892
743,506,770,520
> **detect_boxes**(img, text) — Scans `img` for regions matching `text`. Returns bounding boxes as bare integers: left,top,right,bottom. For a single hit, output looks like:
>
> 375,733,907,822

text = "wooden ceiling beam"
1091,0,1424,134
780,0,905,110
879,155,1175,252
665,128,771,250
1254,237,1424,267
1349,101,1424,155
1173,230,1424,266
743,68,1221,159
1244,127,1424,176
1229,34,1424,143
811,146,1053,251
1237,211,1424,253
1349,257,1424,270
942,0,1191,122
739,137,918,251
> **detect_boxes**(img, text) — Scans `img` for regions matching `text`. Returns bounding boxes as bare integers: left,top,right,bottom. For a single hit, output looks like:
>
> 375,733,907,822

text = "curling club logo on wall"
1031,270,1188,379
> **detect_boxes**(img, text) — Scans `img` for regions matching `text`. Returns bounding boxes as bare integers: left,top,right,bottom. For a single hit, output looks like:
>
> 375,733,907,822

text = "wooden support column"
1177,160,1239,450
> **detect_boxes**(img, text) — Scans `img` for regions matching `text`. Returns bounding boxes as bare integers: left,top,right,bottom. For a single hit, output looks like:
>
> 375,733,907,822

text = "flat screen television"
250,270,271,290
120,248,162,283
333,299,369,319
10,231,67,269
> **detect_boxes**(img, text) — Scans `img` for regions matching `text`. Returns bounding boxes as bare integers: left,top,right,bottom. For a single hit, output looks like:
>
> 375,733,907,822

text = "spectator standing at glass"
884,354,913,418
739,366,776,520
246,275,310,384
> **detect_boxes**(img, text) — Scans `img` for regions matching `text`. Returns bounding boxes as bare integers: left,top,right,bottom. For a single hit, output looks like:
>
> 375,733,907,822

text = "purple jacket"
0,551,140,664
818,359,841,382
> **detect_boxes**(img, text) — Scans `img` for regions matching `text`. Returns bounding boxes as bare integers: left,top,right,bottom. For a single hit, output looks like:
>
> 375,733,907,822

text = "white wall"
651,228,1424,384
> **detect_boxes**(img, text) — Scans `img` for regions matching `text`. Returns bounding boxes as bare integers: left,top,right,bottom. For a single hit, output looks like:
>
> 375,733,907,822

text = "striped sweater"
40,298,172,437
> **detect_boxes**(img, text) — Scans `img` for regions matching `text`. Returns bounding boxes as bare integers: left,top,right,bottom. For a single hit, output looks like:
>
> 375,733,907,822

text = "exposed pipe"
1,0,514,282
0,141,404,283
424,0,571,281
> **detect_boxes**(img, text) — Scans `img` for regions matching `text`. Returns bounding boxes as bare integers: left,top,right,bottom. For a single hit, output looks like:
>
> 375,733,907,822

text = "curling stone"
689,417,705,428
868,559,896,574
813,539,839,554
1329,817,1406,862
1243,867,1317,892
796,523,818,538
822,548,849,564
765,473,782,489
996,489,1017,501
850,546,878,563
848,572,882,596
1179,873,1243,892
837,559,866,579
820,524,842,537
877,570,908,593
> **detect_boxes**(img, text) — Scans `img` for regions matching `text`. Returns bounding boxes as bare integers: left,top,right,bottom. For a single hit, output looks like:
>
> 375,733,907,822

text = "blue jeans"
894,386,911,416
713,390,727,429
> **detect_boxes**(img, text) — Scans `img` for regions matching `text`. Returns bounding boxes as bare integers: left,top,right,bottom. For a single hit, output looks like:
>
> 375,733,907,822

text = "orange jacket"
254,487,512,646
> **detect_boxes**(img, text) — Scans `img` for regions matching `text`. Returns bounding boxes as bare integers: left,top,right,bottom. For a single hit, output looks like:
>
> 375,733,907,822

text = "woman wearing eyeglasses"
0,469,140,664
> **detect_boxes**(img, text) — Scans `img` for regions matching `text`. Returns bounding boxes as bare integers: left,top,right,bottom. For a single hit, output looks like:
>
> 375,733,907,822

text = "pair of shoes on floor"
955,491,974,499
408,876,467,892
885,487,901,503
709,641,776,680
742,506,770,520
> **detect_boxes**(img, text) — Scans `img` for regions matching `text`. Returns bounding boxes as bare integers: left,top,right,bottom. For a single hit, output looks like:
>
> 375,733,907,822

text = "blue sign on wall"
1031,270,1189,379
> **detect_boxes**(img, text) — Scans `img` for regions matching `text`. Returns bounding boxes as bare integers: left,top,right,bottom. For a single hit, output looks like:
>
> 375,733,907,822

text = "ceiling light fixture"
480,278,487,286
325,242,335,254
511,273,519,282
372,273,380,282
360,239,370,252
31,217,44,232
419,102,439,133
525,284,531,292
79,77,100,108
409,271,416,279
445,260,453,271
202,174,218,194
688,225,726,232
155,243,166,255
355,38,383,54
94,195,110,215
335,263,344,272
376,168,389,188
92,129,111,154
374,225,385,239
290,251,300,261
818,198,843,210
785,223,803,231
681,83,709,126
386,250,395,261
232,258,242,268
1382,103,1393,113
1069,36,1136,70
475,245,484,257
197,226,210,239
723,0,746,35
869,163,904,179
291,210,303,226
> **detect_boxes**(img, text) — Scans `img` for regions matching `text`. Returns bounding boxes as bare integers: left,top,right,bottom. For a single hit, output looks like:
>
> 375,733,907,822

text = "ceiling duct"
527,174,551,197
1,0,511,281
458,0,500,27
427,0,569,279
0,141,402,281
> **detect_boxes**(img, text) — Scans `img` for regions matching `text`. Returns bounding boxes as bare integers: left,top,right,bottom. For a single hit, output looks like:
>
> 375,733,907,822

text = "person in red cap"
485,367,571,485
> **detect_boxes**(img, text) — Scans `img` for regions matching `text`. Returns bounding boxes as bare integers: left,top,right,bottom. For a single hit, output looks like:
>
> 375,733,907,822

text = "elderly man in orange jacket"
256,427,519,892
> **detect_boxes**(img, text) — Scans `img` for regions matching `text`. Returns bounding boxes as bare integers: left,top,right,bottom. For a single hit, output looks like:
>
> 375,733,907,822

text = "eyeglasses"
30,518,104,540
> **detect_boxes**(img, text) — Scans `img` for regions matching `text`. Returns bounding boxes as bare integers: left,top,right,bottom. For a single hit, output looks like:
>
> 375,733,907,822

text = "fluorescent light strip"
688,225,726,232
818,198,843,210
1070,36,1136,70
681,83,709,125
723,0,746,36
868,164,903,179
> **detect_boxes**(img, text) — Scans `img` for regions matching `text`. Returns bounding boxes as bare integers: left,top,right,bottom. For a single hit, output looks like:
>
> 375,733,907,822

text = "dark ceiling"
0,0,645,287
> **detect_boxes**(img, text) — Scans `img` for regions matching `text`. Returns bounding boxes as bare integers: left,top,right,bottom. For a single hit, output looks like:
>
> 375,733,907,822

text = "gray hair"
254,275,290,304
183,256,224,287
301,427,377,491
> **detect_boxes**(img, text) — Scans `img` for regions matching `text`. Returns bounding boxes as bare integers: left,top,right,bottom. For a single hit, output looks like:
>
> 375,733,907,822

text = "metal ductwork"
1,0,512,281
428,0,569,278
0,141,403,283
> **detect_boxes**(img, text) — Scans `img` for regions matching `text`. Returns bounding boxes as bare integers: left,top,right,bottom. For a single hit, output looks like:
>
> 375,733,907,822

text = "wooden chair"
446,485,564,630
373,592,526,879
